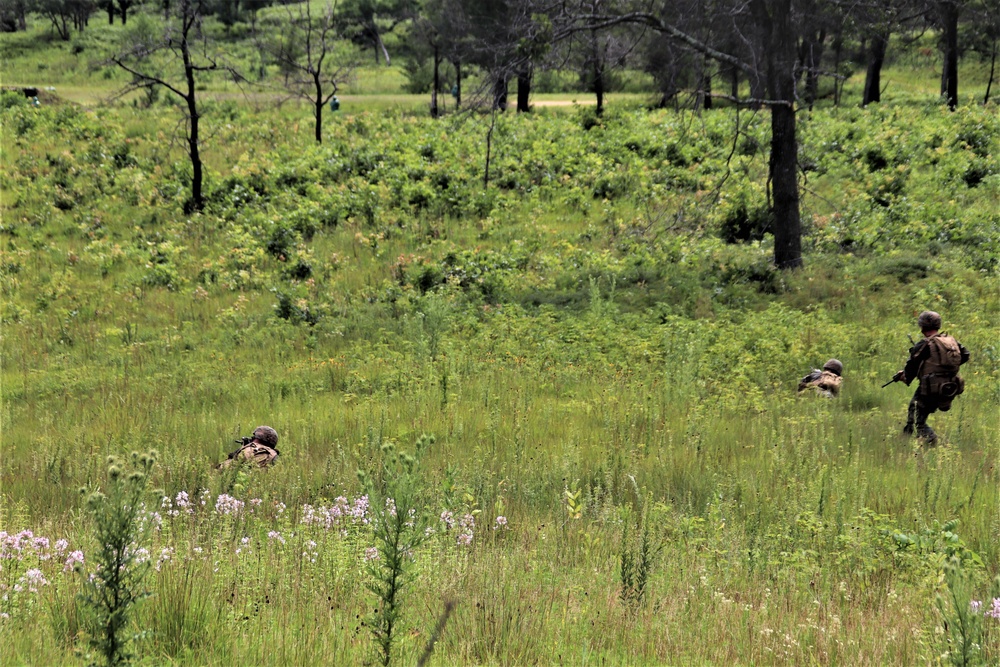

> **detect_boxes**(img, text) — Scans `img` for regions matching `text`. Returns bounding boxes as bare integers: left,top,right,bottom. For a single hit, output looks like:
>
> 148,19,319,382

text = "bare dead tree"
108,0,244,211
256,1,360,143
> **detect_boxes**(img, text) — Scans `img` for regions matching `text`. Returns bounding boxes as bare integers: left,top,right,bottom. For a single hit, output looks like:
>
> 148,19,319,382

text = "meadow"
2,18,1000,664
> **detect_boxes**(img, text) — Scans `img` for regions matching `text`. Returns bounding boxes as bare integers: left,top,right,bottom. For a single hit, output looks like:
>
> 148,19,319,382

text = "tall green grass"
1,91,998,664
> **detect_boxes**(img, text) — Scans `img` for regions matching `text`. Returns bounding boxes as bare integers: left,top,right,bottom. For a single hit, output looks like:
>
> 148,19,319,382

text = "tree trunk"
702,72,712,110
183,44,203,211
749,71,766,109
832,31,843,106
862,30,888,106
516,69,531,113
492,75,508,111
431,45,440,118
695,54,707,110
107,1,114,24
484,110,496,189
726,35,739,99
595,67,605,116
454,60,462,110
591,29,604,115
314,74,323,143
754,0,802,268
985,39,997,105
940,1,958,109
374,29,391,65
57,14,70,40
803,29,825,109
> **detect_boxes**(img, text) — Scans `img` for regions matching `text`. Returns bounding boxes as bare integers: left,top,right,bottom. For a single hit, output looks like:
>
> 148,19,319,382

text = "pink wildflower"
64,550,85,572
215,494,245,516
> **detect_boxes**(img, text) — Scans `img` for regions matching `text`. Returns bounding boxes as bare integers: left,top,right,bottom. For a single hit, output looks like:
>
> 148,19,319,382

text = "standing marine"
219,425,280,469
891,311,969,445
798,359,844,397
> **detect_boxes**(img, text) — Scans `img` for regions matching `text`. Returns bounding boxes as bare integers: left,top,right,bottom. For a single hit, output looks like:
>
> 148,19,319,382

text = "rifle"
881,374,903,388
882,333,916,388
228,436,253,459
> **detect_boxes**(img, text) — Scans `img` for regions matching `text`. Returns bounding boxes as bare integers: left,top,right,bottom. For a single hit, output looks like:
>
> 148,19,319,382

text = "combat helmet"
252,425,279,450
822,359,843,376
917,311,942,332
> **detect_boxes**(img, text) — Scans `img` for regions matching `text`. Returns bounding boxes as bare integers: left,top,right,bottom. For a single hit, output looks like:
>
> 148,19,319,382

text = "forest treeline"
5,0,998,111
3,0,998,266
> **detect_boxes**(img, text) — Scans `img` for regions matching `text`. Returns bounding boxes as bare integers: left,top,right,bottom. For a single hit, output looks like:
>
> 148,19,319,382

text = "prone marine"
218,425,280,469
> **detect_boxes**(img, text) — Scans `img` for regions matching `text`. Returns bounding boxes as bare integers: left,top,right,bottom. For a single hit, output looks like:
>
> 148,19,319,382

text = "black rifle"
882,334,918,388
228,436,253,459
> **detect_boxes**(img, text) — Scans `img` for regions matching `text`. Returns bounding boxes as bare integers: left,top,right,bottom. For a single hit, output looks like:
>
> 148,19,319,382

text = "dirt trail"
532,99,595,107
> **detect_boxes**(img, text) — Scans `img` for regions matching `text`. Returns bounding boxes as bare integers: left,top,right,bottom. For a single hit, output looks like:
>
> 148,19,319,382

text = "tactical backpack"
918,334,965,407
237,444,279,468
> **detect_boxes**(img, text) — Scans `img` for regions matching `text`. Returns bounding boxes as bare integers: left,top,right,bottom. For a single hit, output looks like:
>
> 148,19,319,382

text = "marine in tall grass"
892,311,969,445
219,425,280,469
798,359,844,397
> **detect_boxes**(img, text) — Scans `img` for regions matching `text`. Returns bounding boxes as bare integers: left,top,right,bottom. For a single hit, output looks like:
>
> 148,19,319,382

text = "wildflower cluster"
1,530,82,615
1,530,74,563
970,599,1000,619
301,495,370,531
162,490,194,517
215,493,245,516
438,511,478,546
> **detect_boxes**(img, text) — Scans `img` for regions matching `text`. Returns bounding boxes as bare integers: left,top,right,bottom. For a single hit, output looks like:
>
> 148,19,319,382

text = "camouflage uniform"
798,359,844,398
220,425,280,469
900,312,969,445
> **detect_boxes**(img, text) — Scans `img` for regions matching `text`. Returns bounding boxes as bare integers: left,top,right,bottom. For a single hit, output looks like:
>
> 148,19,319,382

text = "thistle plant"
360,435,433,667
936,557,1000,667
619,494,659,611
78,451,158,667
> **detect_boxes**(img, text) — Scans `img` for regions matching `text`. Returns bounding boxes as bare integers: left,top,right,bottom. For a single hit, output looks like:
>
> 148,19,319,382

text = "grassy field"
2,10,1000,666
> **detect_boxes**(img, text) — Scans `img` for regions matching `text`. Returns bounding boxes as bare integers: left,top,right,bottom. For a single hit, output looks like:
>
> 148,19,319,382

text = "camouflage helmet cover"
917,310,942,331
252,425,279,449
822,359,843,376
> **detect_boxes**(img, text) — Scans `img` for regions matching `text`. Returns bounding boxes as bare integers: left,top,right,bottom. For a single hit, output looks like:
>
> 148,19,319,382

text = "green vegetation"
79,451,159,667
1,19,1000,664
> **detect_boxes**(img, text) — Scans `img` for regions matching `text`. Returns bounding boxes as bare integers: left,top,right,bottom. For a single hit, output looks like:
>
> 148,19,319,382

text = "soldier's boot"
903,398,919,436
912,399,936,445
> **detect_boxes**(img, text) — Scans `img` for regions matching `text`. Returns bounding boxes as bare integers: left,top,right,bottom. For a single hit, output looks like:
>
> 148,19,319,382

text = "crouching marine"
798,359,844,398
219,425,280,469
